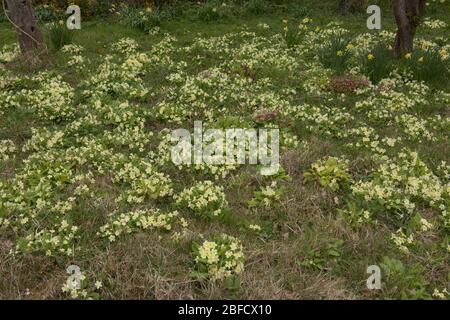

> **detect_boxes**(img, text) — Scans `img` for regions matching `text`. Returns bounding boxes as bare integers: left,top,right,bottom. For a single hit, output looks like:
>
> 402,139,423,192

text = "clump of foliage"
327,75,370,93
283,17,311,48
32,0,115,17
304,156,352,192
338,0,370,14
301,239,344,271
192,234,245,282
115,4,164,32
47,21,74,51
35,4,62,22
318,35,352,75
380,257,431,299
337,201,372,229
362,43,395,84
195,1,234,22
248,181,285,208
404,49,450,89
0,7,7,22
243,0,273,15
175,180,229,218
290,4,311,19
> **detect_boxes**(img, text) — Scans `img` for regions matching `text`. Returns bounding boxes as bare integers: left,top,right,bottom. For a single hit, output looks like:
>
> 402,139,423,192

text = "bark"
4,0,45,54
392,0,426,57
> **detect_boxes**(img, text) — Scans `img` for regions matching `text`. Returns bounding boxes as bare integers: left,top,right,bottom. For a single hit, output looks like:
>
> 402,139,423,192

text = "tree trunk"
392,0,426,57
4,0,45,54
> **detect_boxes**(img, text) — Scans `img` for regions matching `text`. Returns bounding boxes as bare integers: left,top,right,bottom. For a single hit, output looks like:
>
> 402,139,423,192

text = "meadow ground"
0,1,449,299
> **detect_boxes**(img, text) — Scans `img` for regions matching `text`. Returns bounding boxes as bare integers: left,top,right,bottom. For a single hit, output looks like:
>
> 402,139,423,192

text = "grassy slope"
0,1,449,299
